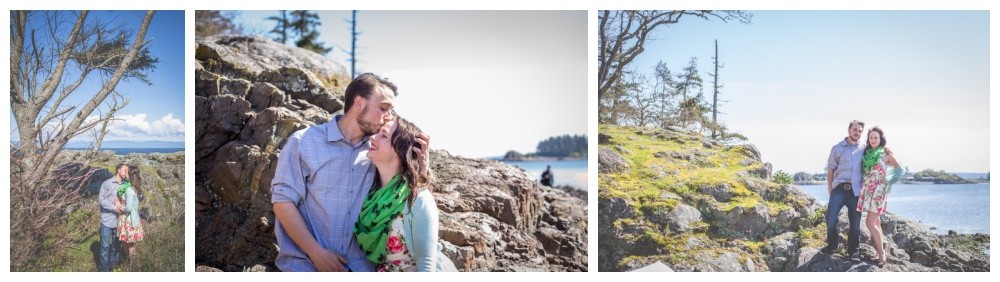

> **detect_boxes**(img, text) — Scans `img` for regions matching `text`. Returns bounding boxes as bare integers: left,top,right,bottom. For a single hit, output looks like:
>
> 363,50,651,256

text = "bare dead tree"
10,10,157,182
10,148,101,270
86,91,129,158
350,10,359,78
10,11,156,270
598,10,751,123
709,39,723,139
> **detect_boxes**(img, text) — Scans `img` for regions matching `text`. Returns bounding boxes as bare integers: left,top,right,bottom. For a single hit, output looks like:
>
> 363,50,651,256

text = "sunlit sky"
628,10,989,173
236,11,588,158
9,10,185,144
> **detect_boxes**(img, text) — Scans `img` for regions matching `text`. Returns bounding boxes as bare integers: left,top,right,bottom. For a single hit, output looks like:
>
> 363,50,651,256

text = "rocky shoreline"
598,124,988,272
194,34,587,271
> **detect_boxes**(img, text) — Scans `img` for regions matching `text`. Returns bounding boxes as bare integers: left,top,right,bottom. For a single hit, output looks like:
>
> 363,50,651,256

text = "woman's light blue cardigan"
401,190,457,272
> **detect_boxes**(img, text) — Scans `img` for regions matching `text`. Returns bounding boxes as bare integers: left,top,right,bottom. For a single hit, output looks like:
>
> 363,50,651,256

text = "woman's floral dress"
117,187,145,243
378,215,415,272
857,156,889,214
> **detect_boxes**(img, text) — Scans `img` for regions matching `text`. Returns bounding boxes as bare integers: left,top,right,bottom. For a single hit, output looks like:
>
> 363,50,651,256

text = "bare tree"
709,40,722,139
10,10,157,195
625,74,656,127
598,10,751,124
349,10,359,78
86,91,129,157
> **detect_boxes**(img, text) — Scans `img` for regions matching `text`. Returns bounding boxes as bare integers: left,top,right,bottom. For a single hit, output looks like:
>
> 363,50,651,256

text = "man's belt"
835,183,852,191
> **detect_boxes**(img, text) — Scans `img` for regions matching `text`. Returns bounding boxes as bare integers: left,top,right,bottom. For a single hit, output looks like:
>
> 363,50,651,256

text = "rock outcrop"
598,124,989,272
58,150,186,223
195,35,586,271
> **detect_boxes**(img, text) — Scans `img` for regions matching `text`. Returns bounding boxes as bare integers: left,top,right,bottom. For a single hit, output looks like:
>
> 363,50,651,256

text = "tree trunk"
12,11,155,182
711,40,720,139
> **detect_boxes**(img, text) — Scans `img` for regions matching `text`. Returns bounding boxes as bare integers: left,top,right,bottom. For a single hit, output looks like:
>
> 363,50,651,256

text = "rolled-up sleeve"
826,146,839,172
271,132,307,205
410,192,439,272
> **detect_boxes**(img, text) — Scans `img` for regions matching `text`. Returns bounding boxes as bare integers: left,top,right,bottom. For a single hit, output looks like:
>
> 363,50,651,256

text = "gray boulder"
599,147,629,174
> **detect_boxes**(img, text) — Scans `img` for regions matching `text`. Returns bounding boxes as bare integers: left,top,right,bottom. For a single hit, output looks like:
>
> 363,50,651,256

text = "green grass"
600,124,807,271
40,205,184,272
117,220,185,272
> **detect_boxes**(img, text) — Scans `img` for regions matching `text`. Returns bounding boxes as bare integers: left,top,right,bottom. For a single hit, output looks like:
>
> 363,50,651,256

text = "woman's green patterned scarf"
863,146,884,173
354,174,410,265
117,180,132,198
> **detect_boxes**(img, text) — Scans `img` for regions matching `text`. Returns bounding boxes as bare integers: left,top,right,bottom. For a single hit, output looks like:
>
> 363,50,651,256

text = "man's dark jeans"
99,224,120,272
826,186,861,254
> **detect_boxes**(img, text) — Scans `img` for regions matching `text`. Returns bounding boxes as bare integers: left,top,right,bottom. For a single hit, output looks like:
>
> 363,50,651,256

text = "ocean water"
798,183,990,235
66,148,184,155
502,160,588,191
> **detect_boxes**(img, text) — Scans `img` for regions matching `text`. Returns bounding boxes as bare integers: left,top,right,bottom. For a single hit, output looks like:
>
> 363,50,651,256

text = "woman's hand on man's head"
412,132,431,162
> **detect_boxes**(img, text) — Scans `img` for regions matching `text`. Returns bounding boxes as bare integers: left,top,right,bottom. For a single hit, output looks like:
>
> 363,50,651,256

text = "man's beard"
357,104,380,136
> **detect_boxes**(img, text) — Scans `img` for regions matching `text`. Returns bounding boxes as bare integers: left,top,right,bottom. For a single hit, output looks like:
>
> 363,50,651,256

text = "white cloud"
84,113,185,142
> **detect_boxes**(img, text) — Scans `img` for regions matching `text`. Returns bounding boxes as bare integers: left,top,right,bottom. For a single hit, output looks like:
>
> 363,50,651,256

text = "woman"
116,165,146,257
856,127,901,267
354,117,456,272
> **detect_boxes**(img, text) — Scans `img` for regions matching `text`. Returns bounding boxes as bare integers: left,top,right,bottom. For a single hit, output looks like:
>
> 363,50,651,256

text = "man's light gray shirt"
99,177,123,228
271,115,377,272
826,138,864,196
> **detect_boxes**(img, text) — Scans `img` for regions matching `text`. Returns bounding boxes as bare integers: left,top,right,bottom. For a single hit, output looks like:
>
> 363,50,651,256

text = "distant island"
503,134,587,161
792,168,987,185
908,169,983,184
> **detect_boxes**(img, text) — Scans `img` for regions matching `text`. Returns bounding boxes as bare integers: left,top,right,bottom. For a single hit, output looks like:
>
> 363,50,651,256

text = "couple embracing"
98,164,146,271
823,120,904,267
271,73,457,272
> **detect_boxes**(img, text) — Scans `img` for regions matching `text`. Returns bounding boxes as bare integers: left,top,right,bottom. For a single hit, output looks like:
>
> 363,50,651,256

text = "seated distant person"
540,165,553,187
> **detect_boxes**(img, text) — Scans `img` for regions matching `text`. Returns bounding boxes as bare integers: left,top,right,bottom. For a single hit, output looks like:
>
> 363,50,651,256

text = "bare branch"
33,11,88,108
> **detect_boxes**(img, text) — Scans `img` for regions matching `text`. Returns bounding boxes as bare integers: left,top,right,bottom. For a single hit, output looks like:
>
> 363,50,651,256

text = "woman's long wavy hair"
376,117,431,208
864,126,887,156
127,165,144,198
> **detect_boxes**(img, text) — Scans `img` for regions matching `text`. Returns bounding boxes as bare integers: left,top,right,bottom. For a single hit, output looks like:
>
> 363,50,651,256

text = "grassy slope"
599,124,824,271
36,158,185,272
51,209,184,272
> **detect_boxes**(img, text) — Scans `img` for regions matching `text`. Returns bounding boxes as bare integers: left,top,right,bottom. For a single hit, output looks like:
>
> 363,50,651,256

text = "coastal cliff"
194,35,586,271
598,124,988,272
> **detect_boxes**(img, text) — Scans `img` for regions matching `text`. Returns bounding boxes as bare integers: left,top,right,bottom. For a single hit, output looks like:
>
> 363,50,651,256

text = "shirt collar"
327,114,370,146
839,137,861,147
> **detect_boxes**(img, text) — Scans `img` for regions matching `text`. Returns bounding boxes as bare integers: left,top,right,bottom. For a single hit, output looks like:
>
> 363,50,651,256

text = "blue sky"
235,11,587,158
629,11,989,173
10,10,185,144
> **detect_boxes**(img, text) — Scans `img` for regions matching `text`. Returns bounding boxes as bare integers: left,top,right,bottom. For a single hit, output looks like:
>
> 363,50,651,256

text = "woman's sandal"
877,252,887,267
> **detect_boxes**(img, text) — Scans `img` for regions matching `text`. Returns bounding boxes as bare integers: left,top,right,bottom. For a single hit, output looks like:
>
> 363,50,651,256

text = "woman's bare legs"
865,212,886,265
127,242,136,256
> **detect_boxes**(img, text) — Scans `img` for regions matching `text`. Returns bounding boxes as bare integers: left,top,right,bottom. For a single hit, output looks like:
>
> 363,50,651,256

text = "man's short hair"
115,163,127,172
343,73,398,114
848,120,865,130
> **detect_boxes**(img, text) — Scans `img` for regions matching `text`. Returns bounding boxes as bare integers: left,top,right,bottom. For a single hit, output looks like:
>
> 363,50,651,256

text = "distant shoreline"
497,156,587,162
793,180,988,186
64,148,184,155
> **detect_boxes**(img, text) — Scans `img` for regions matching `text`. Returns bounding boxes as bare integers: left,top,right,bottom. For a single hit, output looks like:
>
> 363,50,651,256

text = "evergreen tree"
267,10,290,44
268,10,332,55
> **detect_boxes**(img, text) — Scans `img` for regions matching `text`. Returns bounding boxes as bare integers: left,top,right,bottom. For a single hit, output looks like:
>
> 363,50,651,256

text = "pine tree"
267,10,290,44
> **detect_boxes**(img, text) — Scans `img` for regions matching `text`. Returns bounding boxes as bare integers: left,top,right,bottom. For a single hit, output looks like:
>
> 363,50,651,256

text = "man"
98,164,128,271
540,165,553,187
271,73,428,272
822,120,865,262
